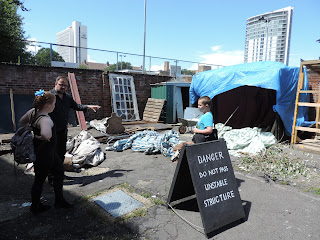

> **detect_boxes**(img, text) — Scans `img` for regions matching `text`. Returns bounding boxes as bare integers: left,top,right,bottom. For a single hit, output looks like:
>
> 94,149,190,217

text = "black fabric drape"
212,86,276,130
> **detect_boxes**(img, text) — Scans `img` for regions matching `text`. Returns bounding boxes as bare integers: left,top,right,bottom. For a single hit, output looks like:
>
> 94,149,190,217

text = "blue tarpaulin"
190,61,310,135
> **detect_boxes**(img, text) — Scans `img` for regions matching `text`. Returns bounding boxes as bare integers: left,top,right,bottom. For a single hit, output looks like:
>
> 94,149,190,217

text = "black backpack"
11,114,45,165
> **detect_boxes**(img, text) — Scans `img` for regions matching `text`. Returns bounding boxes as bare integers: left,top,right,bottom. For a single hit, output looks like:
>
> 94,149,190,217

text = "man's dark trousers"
56,129,68,163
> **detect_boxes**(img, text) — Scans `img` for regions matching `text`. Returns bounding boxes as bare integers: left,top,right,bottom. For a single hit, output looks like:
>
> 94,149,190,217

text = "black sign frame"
167,139,245,237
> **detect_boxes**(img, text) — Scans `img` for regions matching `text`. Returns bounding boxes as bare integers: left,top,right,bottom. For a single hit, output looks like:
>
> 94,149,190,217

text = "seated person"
172,96,217,161
192,96,216,143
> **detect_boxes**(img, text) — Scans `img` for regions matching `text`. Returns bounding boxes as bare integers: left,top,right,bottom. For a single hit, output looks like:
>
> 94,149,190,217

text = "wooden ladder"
291,60,320,145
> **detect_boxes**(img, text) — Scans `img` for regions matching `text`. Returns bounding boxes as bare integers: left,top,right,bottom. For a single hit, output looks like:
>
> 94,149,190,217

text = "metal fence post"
175,60,178,78
50,44,53,66
116,52,118,71
149,56,151,73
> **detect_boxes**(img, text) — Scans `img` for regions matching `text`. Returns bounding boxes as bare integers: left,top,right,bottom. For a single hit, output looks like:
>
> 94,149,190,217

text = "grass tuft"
238,143,318,185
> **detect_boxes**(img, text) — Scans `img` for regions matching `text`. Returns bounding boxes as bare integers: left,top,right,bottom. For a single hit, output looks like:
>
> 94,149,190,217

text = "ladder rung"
295,126,320,133
299,90,320,94
301,60,320,65
298,102,320,107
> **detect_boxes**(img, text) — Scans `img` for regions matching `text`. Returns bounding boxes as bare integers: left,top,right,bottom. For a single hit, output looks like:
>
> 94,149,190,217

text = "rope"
167,203,205,234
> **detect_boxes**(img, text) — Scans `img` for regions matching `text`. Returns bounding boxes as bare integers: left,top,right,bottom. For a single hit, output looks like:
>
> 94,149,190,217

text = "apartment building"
56,21,87,64
244,7,293,65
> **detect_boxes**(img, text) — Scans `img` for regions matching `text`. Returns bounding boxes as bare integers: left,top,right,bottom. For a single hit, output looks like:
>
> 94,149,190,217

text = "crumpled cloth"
215,123,277,156
89,118,107,133
66,131,105,168
106,130,180,157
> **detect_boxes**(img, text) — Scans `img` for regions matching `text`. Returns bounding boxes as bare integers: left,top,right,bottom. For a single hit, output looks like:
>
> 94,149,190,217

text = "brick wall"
0,63,104,121
0,63,172,123
308,70,320,102
307,70,320,121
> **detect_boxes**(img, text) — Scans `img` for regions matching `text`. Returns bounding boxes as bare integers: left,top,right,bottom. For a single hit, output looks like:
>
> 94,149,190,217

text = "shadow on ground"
0,154,140,240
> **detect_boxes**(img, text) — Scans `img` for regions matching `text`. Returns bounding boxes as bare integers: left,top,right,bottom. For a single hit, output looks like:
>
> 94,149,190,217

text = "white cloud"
211,45,222,51
190,45,244,70
26,38,41,54
87,55,97,63
150,64,164,71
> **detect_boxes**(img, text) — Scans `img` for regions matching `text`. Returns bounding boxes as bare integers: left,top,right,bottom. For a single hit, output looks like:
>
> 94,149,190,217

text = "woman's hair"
33,91,55,111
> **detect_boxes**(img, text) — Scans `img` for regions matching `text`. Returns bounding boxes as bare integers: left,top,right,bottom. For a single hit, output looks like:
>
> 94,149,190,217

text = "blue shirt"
197,112,213,130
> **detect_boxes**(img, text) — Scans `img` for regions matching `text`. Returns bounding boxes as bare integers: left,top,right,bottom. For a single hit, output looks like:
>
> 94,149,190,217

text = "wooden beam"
9,89,16,131
68,73,87,131
301,60,320,65
297,102,320,107
295,126,320,133
299,90,320,94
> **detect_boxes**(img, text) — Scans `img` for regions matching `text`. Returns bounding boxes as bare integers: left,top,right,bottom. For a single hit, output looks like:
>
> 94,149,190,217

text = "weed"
238,143,318,184
153,198,165,205
116,182,134,192
307,187,320,195
141,192,150,198
122,208,148,221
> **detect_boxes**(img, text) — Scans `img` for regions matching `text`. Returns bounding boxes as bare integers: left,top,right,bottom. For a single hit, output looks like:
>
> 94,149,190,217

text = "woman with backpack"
19,89,72,215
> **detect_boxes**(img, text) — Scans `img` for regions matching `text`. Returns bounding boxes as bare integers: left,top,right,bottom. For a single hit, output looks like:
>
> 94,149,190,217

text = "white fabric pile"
215,123,277,157
89,118,107,133
66,131,105,168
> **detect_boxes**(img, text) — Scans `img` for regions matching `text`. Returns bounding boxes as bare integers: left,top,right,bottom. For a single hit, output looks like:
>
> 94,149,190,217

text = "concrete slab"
94,190,144,217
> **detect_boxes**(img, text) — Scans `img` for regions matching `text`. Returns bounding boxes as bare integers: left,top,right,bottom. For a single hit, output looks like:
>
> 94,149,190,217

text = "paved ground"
1,127,320,239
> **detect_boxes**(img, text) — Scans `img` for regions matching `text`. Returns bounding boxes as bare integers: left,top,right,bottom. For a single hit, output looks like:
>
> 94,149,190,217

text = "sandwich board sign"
167,139,245,237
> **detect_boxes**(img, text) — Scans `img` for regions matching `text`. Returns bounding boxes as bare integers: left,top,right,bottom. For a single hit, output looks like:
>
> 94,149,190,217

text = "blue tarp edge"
190,61,309,136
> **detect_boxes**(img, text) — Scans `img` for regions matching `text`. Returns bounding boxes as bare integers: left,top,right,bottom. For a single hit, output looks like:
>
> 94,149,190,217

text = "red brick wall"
0,63,172,123
307,70,320,120
0,63,104,121
308,70,320,102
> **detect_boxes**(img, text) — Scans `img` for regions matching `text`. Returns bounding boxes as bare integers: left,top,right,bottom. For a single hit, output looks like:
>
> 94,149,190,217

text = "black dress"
31,116,64,206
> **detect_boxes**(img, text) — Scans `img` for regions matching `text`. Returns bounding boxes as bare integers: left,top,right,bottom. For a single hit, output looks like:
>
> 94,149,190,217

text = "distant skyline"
20,0,320,70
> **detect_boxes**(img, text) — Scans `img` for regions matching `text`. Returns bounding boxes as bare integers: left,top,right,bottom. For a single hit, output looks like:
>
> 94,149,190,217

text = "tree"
181,69,196,75
105,61,133,71
35,48,64,66
0,0,32,64
78,63,89,69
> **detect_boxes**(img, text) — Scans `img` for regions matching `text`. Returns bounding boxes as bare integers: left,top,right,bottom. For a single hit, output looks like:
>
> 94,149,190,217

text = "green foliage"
78,63,89,69
181,69,196,75
0,0,32,64
140,192,150,198
309,187,320,195
121,208,147,221
238,144,314,184
105,62,133,71
153,198,165,205
35,48,64,66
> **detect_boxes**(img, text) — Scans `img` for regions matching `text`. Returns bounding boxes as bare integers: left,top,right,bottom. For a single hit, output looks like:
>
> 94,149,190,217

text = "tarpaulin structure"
190,61,309,135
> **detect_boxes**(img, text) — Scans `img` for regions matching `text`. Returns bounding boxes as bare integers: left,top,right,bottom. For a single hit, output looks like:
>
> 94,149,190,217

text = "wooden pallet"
142,98,165,122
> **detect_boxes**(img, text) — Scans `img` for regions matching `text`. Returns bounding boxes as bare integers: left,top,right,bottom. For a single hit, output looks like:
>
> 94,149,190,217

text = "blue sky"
20,0,320,70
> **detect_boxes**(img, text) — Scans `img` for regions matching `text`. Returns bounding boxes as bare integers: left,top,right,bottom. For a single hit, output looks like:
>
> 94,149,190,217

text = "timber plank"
297,102,320,107
296,126,320,133
143,98,165,122
68,73,87,131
